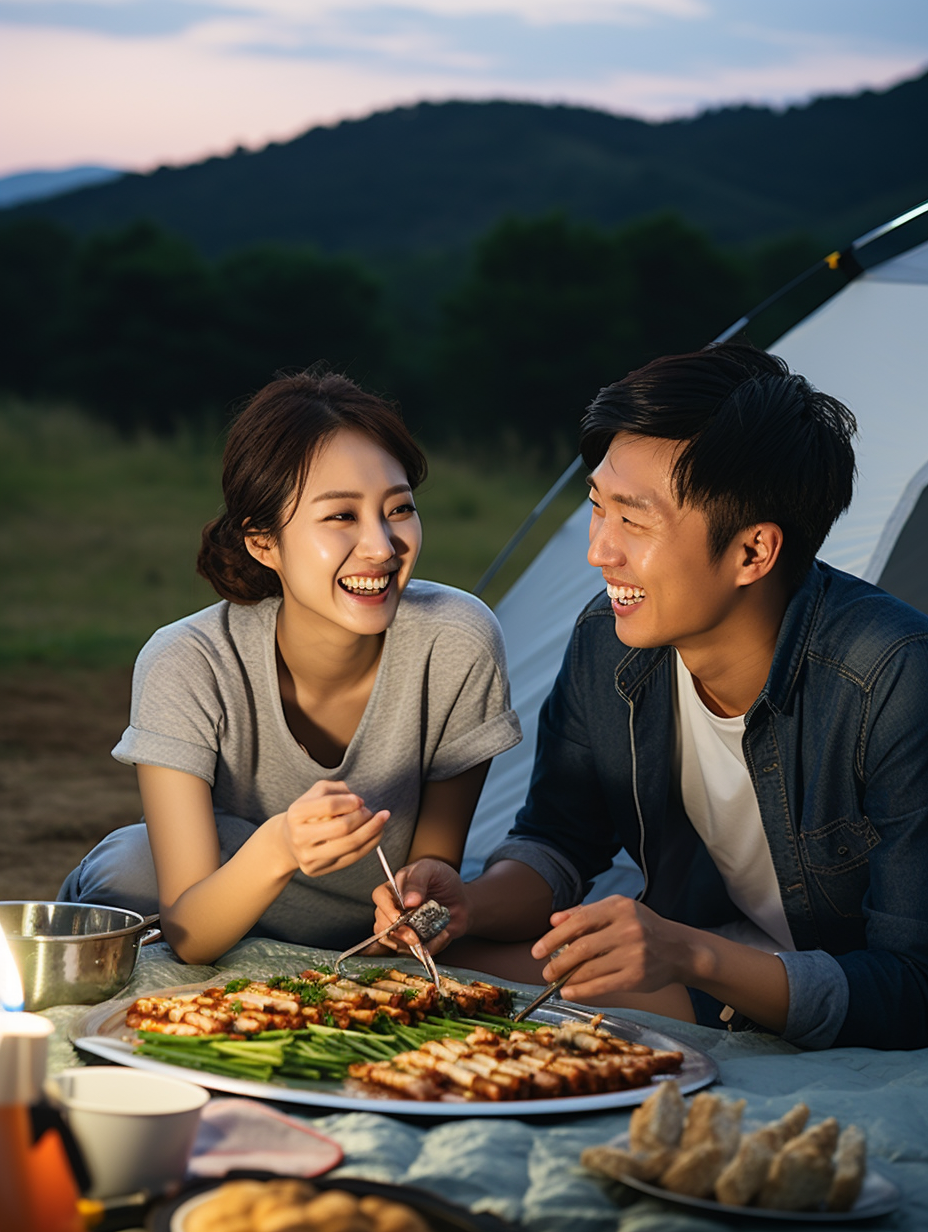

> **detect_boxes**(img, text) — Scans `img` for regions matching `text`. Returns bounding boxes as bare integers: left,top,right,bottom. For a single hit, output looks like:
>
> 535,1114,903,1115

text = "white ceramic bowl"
48,1067,209,1198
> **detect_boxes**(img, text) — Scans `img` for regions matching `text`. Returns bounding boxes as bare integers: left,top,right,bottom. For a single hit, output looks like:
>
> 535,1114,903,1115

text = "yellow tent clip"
77,1198,106,1229
825,251,842,270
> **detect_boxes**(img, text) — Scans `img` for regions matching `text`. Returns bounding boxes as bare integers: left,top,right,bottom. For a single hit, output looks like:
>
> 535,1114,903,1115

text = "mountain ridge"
9,71,928,258
0,166,123,209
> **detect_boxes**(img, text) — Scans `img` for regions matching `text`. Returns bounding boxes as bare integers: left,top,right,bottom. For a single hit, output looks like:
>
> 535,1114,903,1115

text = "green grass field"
0,401,585,667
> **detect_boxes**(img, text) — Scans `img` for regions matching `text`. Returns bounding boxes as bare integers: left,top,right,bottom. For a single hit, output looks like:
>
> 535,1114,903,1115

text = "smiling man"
380,341,928,1050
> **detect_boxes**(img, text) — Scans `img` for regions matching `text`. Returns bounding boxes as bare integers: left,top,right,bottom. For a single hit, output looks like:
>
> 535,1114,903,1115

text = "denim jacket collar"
747,562,827,721
612,642,671,702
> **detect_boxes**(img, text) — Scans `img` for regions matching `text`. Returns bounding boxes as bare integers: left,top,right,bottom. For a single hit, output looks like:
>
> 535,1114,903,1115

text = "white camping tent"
460,203,928,887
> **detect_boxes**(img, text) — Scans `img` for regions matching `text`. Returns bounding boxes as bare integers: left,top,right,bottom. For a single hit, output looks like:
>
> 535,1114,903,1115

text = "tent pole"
711,256,842,344
714,199,928,344
473,455,585,597
849,199,928,250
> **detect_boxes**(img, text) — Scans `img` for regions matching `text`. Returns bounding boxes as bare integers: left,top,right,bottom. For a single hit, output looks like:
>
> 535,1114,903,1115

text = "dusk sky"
2,0,927,178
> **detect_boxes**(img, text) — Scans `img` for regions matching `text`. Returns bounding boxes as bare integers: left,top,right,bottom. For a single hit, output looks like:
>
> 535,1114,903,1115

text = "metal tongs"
333,846,448,990
511,946,577,1022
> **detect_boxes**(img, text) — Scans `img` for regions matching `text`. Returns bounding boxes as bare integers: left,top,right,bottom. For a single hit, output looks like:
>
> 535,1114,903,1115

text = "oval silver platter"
70,975,718,1118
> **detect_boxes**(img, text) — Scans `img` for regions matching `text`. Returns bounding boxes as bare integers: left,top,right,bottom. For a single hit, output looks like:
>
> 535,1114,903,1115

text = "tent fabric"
774,238,928,603
460,504,644,896
461,230,928,883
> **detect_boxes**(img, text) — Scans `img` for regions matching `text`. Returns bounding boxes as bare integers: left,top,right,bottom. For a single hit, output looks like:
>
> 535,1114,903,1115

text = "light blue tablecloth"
45,938,926,1231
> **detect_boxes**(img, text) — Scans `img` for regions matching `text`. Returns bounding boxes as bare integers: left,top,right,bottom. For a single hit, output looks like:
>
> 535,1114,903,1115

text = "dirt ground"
0,667,142,901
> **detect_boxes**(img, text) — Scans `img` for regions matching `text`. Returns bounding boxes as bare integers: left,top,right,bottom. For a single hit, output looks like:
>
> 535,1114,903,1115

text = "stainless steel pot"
0,901,161,1011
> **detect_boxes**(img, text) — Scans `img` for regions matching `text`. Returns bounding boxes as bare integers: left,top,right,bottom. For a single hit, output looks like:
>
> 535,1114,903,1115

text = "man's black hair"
580,341,858,589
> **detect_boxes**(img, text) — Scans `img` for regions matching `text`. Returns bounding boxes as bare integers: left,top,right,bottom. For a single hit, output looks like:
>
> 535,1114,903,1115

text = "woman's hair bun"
196,513,282,603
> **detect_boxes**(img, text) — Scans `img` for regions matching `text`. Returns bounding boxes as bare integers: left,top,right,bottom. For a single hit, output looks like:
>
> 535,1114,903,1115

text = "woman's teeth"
607,584,645,606
339,574,391,595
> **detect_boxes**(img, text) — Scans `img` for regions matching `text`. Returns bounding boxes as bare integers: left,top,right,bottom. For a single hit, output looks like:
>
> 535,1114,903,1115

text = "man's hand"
371,858,470,955
531,895,690,1002
283,780,389,877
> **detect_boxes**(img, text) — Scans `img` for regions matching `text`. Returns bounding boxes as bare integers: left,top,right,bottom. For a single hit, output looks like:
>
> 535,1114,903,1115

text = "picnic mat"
44,937,927,1231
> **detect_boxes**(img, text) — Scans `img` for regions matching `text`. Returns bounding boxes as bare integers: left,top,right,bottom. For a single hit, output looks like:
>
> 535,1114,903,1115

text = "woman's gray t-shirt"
111,580,521,948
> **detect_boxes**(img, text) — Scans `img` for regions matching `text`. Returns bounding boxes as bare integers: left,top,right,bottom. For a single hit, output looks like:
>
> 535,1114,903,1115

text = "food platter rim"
601,1130,901,1222
162,1175,518,1232
68,977,718,1119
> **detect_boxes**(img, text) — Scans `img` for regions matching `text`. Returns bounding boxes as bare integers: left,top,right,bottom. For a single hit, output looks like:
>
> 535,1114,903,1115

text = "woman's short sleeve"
403,586,521,781
111,613,228,785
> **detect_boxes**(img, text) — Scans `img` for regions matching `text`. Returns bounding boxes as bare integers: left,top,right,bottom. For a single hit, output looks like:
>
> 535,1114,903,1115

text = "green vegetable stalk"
133,1011,544,1085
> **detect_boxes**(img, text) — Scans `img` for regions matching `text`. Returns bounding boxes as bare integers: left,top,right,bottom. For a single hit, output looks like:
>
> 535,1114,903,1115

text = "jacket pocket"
798,815,880,919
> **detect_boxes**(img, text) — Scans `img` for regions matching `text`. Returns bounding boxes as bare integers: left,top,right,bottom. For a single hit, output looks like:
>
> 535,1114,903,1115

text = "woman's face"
248,428,422,638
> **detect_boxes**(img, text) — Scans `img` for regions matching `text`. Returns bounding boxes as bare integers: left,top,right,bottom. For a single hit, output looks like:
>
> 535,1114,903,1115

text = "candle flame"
0,922,25,1013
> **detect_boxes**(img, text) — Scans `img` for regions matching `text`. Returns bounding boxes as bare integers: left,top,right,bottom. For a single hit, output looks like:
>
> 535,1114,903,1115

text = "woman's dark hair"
197,370,428,603
580,341,857,589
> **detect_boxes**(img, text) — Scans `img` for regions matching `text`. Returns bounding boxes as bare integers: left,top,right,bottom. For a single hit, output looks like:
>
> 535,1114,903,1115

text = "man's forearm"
685,926,790,1034
463,859,555,941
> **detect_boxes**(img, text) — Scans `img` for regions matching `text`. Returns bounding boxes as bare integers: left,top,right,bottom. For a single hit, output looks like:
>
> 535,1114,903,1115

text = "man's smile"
606,582,646,608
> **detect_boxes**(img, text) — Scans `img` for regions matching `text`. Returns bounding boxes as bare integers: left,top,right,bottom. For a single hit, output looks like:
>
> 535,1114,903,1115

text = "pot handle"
139,914,162,946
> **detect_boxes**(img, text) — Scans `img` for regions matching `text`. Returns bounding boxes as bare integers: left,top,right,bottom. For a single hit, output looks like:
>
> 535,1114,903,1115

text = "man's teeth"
606,584,645,606
340,575,391,594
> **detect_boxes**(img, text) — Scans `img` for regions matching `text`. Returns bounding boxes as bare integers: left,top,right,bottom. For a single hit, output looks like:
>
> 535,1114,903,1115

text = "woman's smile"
337,571,397,600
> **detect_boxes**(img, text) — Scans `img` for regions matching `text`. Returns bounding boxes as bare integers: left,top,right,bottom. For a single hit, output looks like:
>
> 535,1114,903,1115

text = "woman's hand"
531,895,691,1003
283,779,389,877
370,858,470,954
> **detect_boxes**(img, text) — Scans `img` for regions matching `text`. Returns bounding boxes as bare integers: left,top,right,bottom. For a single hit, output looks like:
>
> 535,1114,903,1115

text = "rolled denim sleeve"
777,950,850,1049
835,633,928,1048
498,614,628,894
483,837,586,912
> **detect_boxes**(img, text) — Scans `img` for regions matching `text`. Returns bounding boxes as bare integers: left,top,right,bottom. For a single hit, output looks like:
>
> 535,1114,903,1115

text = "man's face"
587,433,744,652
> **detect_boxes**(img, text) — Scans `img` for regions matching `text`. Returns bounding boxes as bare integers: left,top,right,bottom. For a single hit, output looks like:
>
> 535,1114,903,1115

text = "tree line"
0,212,819,451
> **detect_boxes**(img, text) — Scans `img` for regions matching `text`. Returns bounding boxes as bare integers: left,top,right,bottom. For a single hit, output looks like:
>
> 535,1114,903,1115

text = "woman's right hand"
371,858,470,954
283,780,389,877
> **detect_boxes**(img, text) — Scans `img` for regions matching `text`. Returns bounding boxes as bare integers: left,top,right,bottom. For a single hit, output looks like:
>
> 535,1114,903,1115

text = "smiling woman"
57,371,521,964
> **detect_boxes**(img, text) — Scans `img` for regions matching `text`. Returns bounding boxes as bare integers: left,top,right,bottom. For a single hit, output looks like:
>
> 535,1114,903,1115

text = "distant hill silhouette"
0,166,123,210
10,71,928,258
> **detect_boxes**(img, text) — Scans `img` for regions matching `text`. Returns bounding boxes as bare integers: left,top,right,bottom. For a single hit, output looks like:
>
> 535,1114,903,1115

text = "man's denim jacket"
487,562,928,1050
